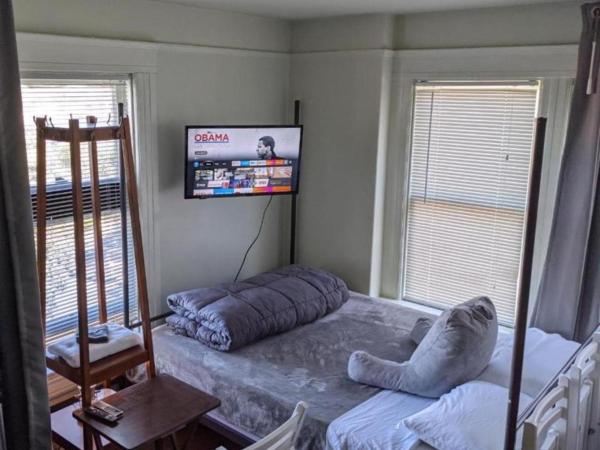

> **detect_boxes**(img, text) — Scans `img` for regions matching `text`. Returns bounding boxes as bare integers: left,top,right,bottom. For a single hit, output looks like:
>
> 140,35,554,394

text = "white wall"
290,4,581,297
290,50,392,293
291,14,394,53
289,17,392,294
13,0,583,304
395,2,581,50
155,49,291,302
14,0,293,314
13,0,291,52
289,3,581,53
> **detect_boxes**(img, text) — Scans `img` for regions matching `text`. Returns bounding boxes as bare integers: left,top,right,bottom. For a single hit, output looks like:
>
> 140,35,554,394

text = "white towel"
47,323,143,368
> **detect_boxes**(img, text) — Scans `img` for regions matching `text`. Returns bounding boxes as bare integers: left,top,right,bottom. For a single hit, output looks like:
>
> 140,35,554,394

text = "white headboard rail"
522,331,600,450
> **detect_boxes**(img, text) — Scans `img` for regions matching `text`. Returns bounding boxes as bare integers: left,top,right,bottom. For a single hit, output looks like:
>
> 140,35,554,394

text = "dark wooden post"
290,100,301,265
503,117,547,450
121,117,156,378
87,116,108,324
35,117,47,329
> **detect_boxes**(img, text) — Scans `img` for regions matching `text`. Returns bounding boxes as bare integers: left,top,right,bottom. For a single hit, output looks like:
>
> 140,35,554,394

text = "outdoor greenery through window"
21,76,138,344
402,82,540,325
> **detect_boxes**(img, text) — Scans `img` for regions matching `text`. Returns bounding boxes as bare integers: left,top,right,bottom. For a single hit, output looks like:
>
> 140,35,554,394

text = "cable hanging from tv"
234,195,274,282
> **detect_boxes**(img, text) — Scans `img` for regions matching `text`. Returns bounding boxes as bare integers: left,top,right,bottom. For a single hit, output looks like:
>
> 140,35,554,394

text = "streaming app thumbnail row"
193,186,292,196
195,166,292,181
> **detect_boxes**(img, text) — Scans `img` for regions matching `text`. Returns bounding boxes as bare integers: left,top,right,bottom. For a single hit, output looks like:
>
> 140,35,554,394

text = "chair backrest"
576,381,593,450
245,402,308,450
522,377,569,450
522,335,600,450
587,332,600,450
571,339,599,450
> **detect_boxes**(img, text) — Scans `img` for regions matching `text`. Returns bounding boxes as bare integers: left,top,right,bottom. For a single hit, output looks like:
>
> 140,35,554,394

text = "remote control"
82,405,119,423
76,324,109,344
93,400,124,419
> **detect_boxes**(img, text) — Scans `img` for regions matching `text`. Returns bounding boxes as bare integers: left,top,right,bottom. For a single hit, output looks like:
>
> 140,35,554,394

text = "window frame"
378,45,577,323
16,32,160,326
399,80,541,324
23,74,138,341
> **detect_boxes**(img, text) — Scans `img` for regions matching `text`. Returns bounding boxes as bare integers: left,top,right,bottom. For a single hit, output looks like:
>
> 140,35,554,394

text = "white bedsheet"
327,390,436,450
327,327,578,450
477,327,579,397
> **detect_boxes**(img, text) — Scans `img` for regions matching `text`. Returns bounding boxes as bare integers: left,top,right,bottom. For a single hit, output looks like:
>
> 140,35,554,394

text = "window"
21,76,138,344
402,82,540,325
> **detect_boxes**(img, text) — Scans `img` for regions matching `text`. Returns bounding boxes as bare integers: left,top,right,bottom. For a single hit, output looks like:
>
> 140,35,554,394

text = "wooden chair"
218,402,308,450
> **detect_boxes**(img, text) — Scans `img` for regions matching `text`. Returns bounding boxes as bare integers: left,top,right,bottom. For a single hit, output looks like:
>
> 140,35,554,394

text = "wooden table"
52,389,117,450
72,374,221,449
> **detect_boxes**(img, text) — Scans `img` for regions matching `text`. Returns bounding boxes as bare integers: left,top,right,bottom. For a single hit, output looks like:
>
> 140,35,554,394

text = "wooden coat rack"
35,115,155,413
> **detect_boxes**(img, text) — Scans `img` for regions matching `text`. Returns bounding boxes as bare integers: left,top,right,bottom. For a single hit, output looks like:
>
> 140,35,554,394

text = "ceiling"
149,0,572,20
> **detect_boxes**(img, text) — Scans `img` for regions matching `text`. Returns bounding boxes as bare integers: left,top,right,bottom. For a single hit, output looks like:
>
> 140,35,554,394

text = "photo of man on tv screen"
256,136,279,160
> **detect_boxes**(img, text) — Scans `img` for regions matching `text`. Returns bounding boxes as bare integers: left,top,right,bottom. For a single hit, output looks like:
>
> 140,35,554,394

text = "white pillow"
478,327,579,397
403,381,532,450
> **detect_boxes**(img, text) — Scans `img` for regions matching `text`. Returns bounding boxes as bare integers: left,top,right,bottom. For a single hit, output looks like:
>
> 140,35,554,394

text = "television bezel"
184,124,303,200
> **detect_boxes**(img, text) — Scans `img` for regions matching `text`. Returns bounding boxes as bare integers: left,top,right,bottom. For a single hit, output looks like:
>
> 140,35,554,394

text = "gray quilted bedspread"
154,293,431,449
166,265,349,351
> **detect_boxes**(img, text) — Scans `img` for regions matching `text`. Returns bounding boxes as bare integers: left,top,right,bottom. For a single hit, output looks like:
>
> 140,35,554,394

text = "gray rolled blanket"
166,265,349,351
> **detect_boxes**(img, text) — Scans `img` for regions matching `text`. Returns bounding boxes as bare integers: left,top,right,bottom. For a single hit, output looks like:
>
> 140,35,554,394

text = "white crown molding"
291,48,394,58
16,32,288,75
393,44,578,79
17,32,158,74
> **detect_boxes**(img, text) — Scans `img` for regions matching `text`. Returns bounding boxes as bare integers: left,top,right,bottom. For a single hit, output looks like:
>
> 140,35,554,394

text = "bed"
327,328,579,450
154,292,430,449
153,291,579,450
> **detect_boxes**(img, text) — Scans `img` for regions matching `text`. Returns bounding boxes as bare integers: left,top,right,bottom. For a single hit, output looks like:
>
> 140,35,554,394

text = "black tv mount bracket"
290,99,301,265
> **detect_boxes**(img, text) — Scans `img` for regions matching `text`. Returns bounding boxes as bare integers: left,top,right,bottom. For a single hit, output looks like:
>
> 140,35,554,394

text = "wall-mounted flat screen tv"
185,125,303,199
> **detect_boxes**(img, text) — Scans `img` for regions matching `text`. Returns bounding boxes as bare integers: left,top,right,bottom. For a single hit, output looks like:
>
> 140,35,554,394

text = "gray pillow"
348,296,498,398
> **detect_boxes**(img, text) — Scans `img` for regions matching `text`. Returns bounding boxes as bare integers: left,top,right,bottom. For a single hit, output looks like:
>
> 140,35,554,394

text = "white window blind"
21,77,138,344
403,82,539,325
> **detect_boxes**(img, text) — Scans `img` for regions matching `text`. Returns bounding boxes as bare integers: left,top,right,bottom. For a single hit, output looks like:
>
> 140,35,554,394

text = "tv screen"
185,126,303,199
